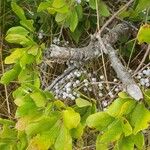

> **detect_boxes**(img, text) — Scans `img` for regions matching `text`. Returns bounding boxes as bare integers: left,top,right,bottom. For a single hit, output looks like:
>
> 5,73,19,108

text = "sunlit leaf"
137,24,150,44
96,134,108,150
5,48,25,64
11,2,26,20
37,2,52,12
63,108,80,130
86,112,114,130
76,98,92,107
132,132,144,149
52,0,65,8
5,34,34,46
25,116,59,137
121,117,132,136
55,13,67,22
106,98,136,117
69,10,78,32
20,19,35,32
117,136,134,150
144,89,150,106
54,125,72,150
0,64,21,85
70,123,84,139
30,92,47,107
100,119,123,143
130,103,150,134
6,26,29,36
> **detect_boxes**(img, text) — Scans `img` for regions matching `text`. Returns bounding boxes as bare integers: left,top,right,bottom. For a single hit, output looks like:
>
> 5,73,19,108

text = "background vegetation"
0,0,150,149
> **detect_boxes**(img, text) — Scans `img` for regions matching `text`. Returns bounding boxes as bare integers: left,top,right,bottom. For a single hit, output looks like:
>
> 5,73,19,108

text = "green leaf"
135,0,150,13
76,98,92,107
30,92,47,107
69,10,78,32
18,67,34,84
27,45,39,56
6,26,29,36
0,64,21,85
106,98,136,117
63,108,80,130
75,5,83,20
86,112,114,131
20,19,35,32
70,123,84,139
5,48,23,64
54,125,72,150
121,117,132,136
100,119,123,143
137,24,150,44
15,99,38,117
144,89,150,106
130,103,150,134
52,0,65,8
89,0,110,17
54,5,69,13
55,13,67,23
96,134,108,150
27,133,52,150
5,34,34,46
117,136,134,150
0,118,15,126
118,92,131,99
37,2,52,12
20,54,35,68
132,132,144,149
11,2,26,20
89,0,96,9
99,1,110,17
17,131,28,150
25,116,59,137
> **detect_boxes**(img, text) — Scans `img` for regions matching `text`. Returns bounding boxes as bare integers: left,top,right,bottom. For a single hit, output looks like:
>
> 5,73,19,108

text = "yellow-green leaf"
86,112,114,131
76,98,92,107
137,24,150,44
6,26,29,36
0,64,21,85
5,34,33,46
54,125,72,150
121,117,132,136
100,119,123,143
11,2,26,20
69,10,78,32
37,2,52,12
130,103,150,134
52,0,65,8
30,92,47,107
5,48,23,64
118,136,134,150
63,108,80,130
132,132,144,149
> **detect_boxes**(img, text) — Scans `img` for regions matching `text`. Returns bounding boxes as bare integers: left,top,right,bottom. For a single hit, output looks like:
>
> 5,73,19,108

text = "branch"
45,23,143,100
48,23,130,61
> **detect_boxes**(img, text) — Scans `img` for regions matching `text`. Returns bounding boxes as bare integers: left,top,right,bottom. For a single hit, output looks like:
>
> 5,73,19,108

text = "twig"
99,0,134,34
45,65,77,91
134,44,150,73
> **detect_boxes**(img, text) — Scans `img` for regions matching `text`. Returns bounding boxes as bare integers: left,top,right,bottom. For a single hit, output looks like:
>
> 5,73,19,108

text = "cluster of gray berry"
52,68,122,101
52,67,150,106
136,67,150,87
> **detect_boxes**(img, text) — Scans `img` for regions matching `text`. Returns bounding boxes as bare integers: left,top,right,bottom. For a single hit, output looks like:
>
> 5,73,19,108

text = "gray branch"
45,23,143,100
